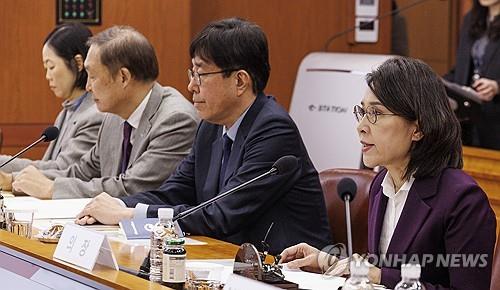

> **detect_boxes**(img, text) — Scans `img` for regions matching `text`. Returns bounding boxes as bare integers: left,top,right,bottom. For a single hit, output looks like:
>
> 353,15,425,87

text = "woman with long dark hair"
444,0,500,149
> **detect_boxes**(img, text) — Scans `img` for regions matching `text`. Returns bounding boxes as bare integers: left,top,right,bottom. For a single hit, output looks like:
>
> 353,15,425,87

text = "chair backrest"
319,168,376,254
491,231,500,290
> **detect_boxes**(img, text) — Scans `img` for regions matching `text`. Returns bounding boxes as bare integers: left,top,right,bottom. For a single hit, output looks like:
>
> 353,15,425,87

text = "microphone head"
337,177,357,202
42,126,60,142
272,155,298,175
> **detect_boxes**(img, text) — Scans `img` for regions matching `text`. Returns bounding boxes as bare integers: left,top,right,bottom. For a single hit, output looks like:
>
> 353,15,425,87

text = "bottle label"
162,253,186,283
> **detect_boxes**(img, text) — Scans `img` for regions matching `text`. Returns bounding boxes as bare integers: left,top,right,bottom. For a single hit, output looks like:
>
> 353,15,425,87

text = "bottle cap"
349,260,369,276
158,208,174,219
401,264,421,279
166,238,185,245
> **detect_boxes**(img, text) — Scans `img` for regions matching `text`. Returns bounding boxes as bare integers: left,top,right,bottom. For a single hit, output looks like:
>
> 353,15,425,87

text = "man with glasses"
77,18,332,254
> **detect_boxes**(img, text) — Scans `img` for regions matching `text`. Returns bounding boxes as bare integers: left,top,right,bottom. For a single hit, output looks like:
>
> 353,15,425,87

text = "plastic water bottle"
394,264,426,290
149,208,176,283
342,260,374,290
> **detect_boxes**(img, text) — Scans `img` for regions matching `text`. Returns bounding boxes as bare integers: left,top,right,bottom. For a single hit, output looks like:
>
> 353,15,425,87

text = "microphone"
173,155,298,222
133,155,299,280
337,177,357,257
0,126,60,169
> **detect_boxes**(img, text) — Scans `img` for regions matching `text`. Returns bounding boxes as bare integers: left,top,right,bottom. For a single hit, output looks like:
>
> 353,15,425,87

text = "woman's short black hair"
366,57,463,180
44,23,92,90
189,17,270,95
470,0,500,40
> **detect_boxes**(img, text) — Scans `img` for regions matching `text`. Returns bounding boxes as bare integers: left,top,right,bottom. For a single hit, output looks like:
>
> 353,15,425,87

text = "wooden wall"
0,0,391,159
395,0,459,75
190,0,392,109
0,0,192,122
0,0,192,158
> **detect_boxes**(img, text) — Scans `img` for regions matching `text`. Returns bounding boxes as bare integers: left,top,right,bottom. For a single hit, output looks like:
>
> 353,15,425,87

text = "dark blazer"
444,11,500,149
368,168,496,289
122,94,332,254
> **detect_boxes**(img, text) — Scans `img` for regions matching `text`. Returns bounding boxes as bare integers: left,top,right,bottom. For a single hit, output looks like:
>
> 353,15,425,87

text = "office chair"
319,168,376,255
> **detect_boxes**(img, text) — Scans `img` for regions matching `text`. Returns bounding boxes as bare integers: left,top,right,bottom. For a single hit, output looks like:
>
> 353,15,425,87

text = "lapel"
126,83,162,167
106,115,124,175
203,126,224,197
460,36,473,85
384,173,440,255
55,94,93,157
369,185,388,255
480,40,500,75
42,109,66,161
220,95,268,187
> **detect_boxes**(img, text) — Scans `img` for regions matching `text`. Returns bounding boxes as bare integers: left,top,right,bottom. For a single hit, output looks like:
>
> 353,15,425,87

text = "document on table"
3,197,91,219
282,267,345,290
185,260,346,290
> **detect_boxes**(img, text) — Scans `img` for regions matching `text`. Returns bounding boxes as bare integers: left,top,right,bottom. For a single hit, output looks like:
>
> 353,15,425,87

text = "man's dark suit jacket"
368,168,496,289
122,94,332,254
444,11,500,149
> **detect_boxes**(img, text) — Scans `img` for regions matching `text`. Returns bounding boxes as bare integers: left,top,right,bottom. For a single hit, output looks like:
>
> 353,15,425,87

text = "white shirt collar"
381,171,415,199
222,106,250,142
126,88,152,129
379,171,415,255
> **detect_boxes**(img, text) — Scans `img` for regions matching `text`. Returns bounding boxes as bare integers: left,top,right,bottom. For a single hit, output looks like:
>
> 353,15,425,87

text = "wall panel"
0,0,192,157
191,0,391,109
1,0,390,158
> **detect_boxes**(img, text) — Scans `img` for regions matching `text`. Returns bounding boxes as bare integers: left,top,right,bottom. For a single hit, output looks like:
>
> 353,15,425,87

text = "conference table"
0,229,240,289
0,196,349,289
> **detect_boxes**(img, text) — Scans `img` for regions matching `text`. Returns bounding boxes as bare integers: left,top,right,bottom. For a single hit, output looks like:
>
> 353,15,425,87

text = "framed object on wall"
56,0,101,25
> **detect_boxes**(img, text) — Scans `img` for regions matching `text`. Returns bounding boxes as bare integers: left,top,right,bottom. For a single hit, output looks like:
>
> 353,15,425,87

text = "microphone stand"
343,195,353,258
173,167,277,222
0,135,47,168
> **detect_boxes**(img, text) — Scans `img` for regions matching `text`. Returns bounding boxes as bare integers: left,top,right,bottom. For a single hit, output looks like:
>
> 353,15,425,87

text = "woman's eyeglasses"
353,105,399,124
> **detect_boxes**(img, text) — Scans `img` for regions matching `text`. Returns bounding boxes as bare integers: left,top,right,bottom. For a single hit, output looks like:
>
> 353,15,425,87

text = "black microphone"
173,155,298,222
337,177,357,257
0,126,60,169
133,155,299,280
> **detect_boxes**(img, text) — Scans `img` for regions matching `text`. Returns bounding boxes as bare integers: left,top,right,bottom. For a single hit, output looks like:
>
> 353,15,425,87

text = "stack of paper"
4,197,91,219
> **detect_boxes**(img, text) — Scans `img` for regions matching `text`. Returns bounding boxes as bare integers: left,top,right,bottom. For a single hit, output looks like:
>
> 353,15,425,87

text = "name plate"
119,218,184,240
119,218,157,239
53,223,118,271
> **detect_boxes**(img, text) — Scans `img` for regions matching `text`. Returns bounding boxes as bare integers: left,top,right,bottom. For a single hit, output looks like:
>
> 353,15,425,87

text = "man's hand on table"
12,166,53,199
75,192,134,225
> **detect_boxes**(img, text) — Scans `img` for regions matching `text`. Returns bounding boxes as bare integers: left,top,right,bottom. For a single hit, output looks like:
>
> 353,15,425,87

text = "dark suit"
368,168,496,289
122,94,332,254
444,11,500,149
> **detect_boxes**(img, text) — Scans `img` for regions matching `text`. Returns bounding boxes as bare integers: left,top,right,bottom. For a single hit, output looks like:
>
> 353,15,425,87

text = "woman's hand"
472,78,499,101
279,243,322,273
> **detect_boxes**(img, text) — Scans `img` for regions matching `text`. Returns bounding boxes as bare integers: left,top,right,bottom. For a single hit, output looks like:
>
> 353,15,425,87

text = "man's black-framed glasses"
187,68,240,86
353,105,399,124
